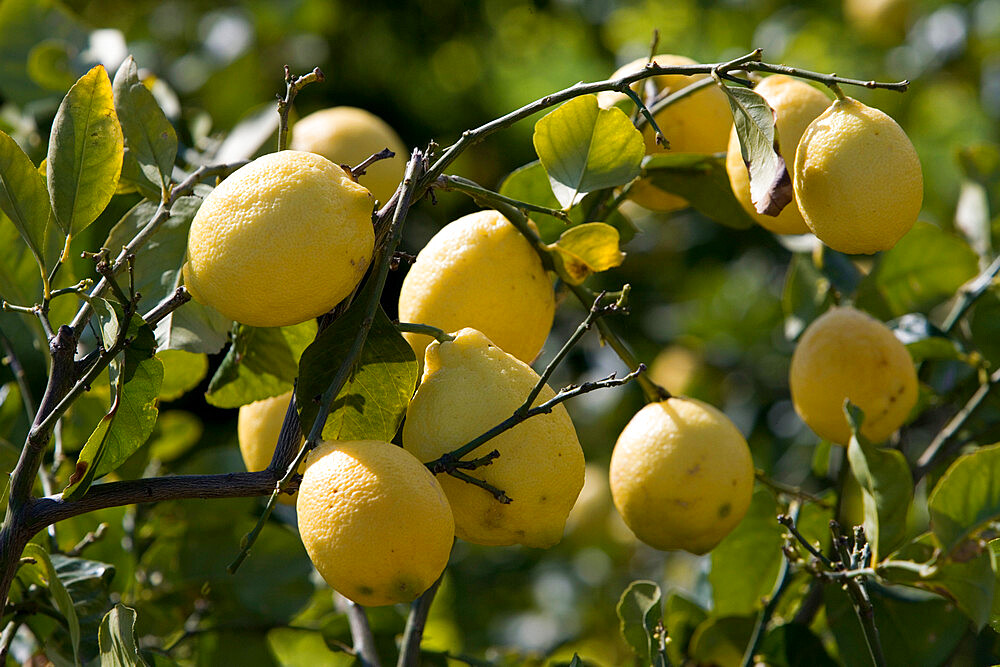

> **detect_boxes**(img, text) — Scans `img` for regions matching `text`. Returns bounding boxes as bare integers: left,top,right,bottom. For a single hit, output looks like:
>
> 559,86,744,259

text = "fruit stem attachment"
395,322,455,344
826,81,849,101
276,65,325,152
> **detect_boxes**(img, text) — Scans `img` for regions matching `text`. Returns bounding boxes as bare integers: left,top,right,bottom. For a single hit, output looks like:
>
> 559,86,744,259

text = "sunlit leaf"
546,222,625,285
98,604,146,667
156,349,208,402
641,154,755,229
928,442,1000,556
23,543,81,665
616,580,665,666
113,56,177,196
0,130,54,278
883,532,995,630
533,94,644,208
47,64,124,236
664,593,708,665
709,488,784,616
845,402,913,561
297,300,418,443
688,616,754,667
64,308,162,500
265,627,355,667
721,84,791,216
205,320,316,409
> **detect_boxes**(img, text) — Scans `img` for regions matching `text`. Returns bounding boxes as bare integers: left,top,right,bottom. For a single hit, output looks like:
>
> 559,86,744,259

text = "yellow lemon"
725,75,831,234
183,150,374,327
793,97,923,254
398,210,554,364
402,328,584,548
609,397,754,554
237,391,302,505
296,440,454,607
790,306,918,445
844,0,910,44
599,54,733,212
290,106,408,205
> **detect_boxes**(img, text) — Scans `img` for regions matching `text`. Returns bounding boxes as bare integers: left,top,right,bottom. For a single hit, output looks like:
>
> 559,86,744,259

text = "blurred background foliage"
2,0,1000,664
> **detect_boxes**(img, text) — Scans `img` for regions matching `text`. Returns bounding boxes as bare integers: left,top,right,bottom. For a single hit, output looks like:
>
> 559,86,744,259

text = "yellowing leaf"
546,222,625,285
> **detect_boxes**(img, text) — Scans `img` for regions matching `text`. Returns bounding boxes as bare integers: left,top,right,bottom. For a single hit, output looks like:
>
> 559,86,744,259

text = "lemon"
296,440,455,607
609,397,754,554
793,97,923,254
183,150,374,327
599,54,733,212
237,391,302,505
398,210,554,364
844,0,910,44
725,75,831,234
290,106,408,205
790,306,918,445
402,328,584,548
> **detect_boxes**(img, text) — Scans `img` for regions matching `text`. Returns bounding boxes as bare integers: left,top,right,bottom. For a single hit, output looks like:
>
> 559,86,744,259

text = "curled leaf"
546,222,625,285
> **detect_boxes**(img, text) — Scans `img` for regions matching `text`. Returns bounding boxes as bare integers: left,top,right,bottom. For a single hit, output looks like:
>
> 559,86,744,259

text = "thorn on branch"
350,148,395,180
390,251,416,271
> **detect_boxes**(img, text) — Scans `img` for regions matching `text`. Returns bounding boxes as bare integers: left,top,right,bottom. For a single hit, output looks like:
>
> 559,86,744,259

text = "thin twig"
778,513,833,569
435,174,570,221
276,66,324,152
337,595,381,667
350,148,395,180
755,470,831,508
914,366,1000,477
397,575,444,667
941,254,1000,334
141,286,191,327
0,330,37,420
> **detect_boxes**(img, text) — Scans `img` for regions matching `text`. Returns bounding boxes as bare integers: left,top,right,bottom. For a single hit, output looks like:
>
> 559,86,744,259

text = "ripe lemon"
402,328,584,548
398,210,554,364
790,306,918,445
793,97,923,254
725,75,831,234
599,54,733,212
609,397,754,555
183,150,375,327
296,440,455,607
237,391,303,505
290,106,407,205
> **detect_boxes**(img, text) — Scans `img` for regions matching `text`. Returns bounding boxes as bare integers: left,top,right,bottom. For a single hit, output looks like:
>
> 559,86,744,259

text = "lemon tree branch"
276,66,324,152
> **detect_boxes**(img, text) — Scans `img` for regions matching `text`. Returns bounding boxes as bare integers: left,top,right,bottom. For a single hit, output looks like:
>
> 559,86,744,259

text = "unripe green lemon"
291,106,408,204
609,397,754,555
793,97,923,254
402,328,584,548
183,150,374,327
237,391,302,505
790,306,917,445
398,210,554,364
725,75,831,234
296,440,454,607
599,54,733,213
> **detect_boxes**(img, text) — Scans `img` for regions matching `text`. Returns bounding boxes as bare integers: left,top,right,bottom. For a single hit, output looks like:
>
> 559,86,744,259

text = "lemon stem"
827,81,849,101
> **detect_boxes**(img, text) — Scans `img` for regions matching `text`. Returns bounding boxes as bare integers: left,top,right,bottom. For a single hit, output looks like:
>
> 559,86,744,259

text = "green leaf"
47,64,124,236
823,579,967,667
883,532,995,630
98,604,147,667
663,593,708,665
856,222,979,318
297,304,418,443
63,308,162,500
147,410,202,463
845,402,913,561
709,488,784,616
0,130,54,277
546,222,625,285
641,154,756,229
615,580,665,666
889,313,968,364
721,84,791,216
156,349,208,402
688,616,755,667
265,628,355,666
927,442,1000,556
533,94,644,208
23,543,81,666
205,320,316,409
102,194,231,353
757,623,838,667
0,0,89,105
26,39,78,91
112,56,177,197
782,253,834,341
